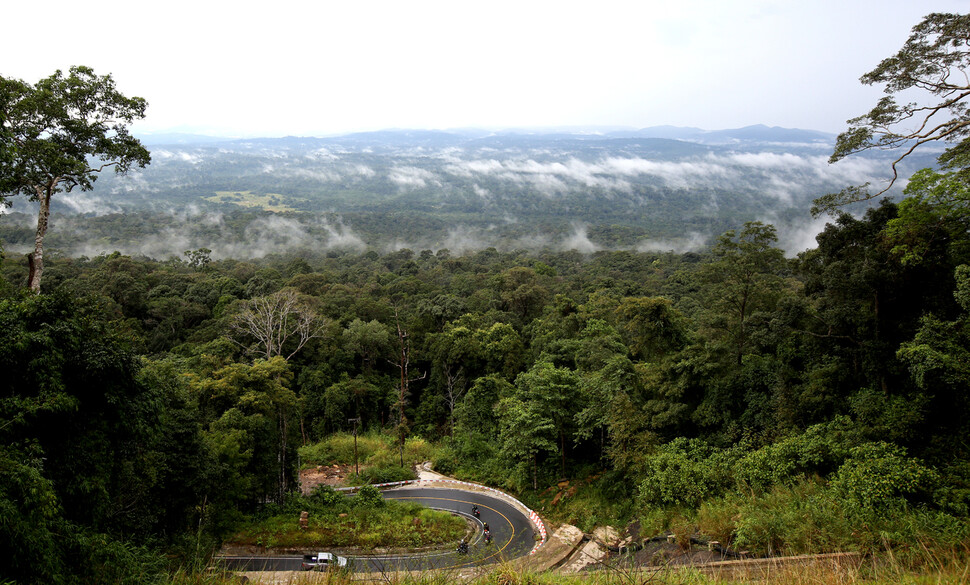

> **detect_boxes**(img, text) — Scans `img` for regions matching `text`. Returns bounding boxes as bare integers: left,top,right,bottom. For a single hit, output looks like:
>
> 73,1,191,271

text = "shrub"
732,480,849,555
637,438,732,509
308,484,344,508
355,463,416,484
354,484,385,508
298,432,385,466
733,419,857,494
697,493,742,546
830,442,939,512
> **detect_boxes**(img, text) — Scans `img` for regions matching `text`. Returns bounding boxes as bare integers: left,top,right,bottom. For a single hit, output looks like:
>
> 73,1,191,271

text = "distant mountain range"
135,125,837,148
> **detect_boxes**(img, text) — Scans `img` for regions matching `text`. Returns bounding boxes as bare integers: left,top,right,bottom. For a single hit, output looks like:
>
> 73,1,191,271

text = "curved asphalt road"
216,485,536,573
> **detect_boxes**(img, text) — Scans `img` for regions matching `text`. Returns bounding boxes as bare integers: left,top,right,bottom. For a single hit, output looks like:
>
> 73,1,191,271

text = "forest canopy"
3,11,970,585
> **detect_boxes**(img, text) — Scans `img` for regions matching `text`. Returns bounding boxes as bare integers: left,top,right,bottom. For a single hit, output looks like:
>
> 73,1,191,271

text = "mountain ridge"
135,125,836,148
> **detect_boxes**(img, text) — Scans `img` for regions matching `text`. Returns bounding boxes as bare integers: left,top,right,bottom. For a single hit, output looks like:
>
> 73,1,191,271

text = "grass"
299,432,441,484
229,499,465,550
521,468,636,534
168,553,970,584
206,191,301,212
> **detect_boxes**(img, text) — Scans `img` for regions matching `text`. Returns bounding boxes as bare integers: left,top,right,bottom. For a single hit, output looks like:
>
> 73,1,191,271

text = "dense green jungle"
4,12,970,585
2,194,970,583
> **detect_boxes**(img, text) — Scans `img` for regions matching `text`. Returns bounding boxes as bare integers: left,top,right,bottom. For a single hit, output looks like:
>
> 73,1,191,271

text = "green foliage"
299,431,386,465
308,484,344,508
885,169,970,267
3,157,970,579
637,438,733,509
820,13,970,212
232,492,463,550
731,480,850,556
830,442,939,512
732,420,856,493
355,484,386,507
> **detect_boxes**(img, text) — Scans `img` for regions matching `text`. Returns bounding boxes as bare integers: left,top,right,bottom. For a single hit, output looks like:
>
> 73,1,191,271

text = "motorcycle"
483,529,492,545
472,505,480,519
456,539,469,555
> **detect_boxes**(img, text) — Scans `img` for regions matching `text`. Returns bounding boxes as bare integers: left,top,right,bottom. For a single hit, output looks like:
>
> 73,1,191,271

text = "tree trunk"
278,408,288,504
560,428,566,477
532,453,538,491
28,186,54,293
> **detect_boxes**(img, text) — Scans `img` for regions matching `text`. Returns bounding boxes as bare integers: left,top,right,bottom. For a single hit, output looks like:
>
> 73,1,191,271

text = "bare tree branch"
230,289,326,361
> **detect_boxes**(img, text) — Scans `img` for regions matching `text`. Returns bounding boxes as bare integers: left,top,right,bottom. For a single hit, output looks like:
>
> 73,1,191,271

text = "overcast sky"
4,0,968,137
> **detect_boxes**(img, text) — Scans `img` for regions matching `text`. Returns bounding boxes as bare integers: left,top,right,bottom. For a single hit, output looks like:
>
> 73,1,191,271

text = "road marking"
384,495,517,567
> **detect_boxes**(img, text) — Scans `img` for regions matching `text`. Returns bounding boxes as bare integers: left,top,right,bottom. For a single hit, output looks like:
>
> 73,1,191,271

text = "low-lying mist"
1,129,918,261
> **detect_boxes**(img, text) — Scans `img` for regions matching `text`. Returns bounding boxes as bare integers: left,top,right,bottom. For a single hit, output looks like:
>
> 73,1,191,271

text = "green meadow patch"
206,190,301,212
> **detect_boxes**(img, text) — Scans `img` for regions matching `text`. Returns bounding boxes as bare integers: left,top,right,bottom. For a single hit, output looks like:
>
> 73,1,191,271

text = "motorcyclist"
472,505,480,518
457,538,469,554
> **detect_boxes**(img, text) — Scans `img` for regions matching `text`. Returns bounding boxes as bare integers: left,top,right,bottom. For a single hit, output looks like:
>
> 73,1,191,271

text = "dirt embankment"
299,465,355,494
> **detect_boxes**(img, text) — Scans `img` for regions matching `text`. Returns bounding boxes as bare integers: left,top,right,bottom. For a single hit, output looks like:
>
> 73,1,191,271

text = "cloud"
441,225,493,254
58,192,123,215
388,166,439,189
152,149,205,165
437,151,891,203
560,223,600,253
773,214,832,257
636,231,708,253
59,212,367,260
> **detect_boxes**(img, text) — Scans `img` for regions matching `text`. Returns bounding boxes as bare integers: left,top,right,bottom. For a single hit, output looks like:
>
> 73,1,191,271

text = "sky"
4,0,969,137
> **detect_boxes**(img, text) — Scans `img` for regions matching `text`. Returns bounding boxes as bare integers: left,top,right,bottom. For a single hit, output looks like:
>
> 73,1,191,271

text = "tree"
428,324,480,434
342,318,392,371
897,264,970,453
497,395,556,491
190,356,297,505
700,222,786,366
513,361,581,478
883,168,970,267
613,296,689,361
0,66,150,292
231,289,326,360
816,13,970,214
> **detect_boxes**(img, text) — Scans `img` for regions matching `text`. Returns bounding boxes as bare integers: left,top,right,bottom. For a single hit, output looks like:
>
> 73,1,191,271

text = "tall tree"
700,222,786,366
816,13,970,214
0,66,150,292
513,361,581,477
230,289,325,360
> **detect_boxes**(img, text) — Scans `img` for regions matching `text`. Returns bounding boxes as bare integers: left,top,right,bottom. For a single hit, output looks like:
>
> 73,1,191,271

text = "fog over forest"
0,126,931,260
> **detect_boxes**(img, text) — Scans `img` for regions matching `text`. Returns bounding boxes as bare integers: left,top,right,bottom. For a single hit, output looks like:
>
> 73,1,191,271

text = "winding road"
216,484,538,573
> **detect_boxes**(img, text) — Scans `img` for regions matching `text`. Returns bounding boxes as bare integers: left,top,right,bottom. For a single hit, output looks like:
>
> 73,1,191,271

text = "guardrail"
335,478,548,555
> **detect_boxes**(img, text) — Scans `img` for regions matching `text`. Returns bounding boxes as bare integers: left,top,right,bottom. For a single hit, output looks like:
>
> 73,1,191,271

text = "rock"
593,525,621,547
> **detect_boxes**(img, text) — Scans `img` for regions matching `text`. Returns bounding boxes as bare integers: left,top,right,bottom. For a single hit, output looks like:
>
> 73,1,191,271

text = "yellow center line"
388,495,517,566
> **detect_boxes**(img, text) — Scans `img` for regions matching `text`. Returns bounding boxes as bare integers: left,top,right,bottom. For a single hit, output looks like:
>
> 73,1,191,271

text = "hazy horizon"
5,1,968,138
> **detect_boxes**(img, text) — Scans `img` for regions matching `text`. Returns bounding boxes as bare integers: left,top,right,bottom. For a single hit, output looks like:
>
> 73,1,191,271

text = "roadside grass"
525,468,636,534
229,495,465,550
299,432,440,485
169,554,970,584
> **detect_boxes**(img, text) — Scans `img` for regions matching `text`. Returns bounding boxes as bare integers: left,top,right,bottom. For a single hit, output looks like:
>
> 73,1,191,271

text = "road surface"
215,485,537,572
